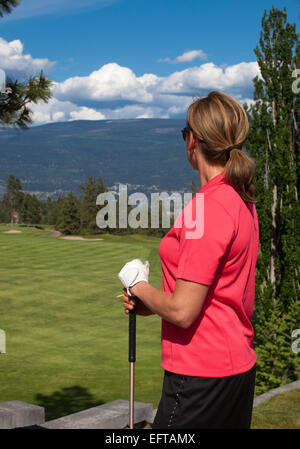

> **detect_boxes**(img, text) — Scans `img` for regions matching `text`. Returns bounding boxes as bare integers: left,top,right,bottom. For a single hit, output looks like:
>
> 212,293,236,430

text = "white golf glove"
118,258,150,296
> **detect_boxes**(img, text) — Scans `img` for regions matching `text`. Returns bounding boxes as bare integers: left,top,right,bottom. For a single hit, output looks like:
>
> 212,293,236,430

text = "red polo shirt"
158,172,259,377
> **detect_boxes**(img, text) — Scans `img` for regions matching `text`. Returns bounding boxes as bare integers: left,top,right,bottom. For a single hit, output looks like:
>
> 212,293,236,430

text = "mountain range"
0,119,200,199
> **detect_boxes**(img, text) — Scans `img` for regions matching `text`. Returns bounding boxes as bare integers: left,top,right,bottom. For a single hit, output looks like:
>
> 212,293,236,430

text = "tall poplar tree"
244,7,300,393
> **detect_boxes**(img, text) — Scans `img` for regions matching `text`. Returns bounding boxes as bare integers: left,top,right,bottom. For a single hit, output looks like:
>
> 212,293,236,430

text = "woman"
121,91,259,429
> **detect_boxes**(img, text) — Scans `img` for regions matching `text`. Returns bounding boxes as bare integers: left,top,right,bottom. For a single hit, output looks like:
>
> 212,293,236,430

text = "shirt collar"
199,172,226,193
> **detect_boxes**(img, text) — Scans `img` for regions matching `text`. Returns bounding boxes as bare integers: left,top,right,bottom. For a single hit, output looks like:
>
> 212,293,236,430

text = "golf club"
118,260,149,429
129,303,136,429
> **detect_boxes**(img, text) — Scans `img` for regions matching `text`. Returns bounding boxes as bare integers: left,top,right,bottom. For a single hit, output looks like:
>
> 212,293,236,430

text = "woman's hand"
118,259,150,293
121,287,154,316
121,288,136,314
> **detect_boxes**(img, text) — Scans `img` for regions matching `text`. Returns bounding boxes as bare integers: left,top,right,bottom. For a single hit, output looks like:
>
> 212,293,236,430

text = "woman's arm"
123,279,209,328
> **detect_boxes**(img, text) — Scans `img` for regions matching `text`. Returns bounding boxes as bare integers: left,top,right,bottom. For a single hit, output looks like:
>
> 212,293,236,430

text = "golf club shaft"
129,307,136,429
129,362,135,429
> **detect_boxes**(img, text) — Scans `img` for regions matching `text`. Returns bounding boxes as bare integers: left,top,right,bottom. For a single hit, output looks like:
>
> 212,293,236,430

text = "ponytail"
225,148,256,204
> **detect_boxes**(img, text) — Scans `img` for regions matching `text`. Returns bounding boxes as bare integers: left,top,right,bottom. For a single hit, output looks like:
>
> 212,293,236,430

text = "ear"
188,131,197,153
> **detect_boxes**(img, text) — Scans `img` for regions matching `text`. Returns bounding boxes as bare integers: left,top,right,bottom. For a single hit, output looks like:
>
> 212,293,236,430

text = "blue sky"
0,0,299,124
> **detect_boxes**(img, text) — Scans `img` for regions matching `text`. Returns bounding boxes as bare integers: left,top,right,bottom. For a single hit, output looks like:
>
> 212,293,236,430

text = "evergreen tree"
2,174,24,223
20,193,42,224
79,176,106,234
244,7,300,393
49,196,66,228
39,198,49,225
42,197,58,225
0,196,9,223
57,192,81,235
20,193,31,224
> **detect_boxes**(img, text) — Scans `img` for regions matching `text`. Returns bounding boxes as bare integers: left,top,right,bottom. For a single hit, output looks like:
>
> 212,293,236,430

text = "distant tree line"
0,174,176,237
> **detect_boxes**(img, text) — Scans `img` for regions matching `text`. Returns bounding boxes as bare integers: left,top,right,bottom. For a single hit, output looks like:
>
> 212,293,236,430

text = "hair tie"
225,144,243,152
225,144,243,162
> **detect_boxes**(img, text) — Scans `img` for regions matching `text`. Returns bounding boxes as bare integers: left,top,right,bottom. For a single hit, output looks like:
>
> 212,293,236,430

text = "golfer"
121,91,259,429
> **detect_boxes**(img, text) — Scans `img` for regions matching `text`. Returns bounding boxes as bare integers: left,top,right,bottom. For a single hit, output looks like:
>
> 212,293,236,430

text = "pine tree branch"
0,71,53,129
0,0,19,17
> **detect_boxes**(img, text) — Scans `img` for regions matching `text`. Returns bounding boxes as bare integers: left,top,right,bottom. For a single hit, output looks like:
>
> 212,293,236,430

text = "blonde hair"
187,91,256,203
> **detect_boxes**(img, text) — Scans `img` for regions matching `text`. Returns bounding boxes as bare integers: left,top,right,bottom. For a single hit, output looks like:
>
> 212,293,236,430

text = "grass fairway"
0,225,163,420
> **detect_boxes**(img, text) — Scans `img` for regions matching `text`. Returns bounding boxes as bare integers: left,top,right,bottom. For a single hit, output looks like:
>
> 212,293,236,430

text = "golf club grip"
129,307,136,363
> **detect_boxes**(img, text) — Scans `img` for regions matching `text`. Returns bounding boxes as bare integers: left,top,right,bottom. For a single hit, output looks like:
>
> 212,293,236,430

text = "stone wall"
1,380,299,429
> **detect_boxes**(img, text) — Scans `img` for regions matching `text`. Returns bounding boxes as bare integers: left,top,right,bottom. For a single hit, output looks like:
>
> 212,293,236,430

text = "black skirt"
152,364,256,429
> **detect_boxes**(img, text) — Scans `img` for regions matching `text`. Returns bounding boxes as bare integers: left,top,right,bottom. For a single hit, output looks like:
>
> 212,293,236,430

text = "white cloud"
159,50,207,64
29,97,105,125
159,62,260,94
69,106,105,121
0,34,260,126
103,104,168,120
0,37,56,80
26,59,260,125
53,63,158,104
53,61,259,105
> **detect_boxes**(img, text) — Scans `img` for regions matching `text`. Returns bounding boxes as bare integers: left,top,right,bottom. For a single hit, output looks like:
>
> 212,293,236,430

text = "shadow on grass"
35,385,104,421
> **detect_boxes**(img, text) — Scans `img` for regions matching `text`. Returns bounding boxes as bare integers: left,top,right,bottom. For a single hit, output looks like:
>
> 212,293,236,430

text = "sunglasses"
181,127,207,146
181,127,190,141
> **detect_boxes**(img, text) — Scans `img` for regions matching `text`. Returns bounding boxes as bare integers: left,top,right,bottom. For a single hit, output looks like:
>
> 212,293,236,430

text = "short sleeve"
176,196,235,285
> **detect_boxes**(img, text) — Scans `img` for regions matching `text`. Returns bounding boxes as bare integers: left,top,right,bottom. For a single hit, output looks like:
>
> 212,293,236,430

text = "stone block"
0,400,45,429
0,409,14,429
43,400,154,429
